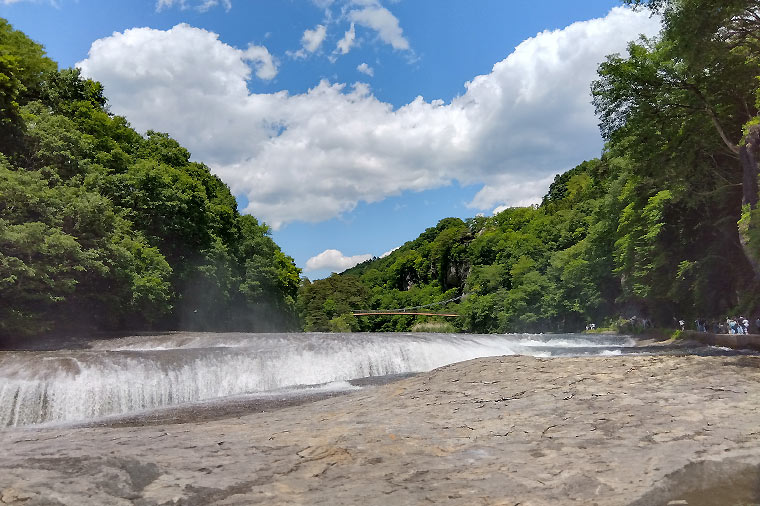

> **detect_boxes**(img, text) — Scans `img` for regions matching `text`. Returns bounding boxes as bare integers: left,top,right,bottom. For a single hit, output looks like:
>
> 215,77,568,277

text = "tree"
0,18,56,155
594,0,760,279
297,274,369,331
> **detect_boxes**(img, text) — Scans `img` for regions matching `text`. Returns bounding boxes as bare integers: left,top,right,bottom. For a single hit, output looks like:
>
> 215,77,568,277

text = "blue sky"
2,0,661,279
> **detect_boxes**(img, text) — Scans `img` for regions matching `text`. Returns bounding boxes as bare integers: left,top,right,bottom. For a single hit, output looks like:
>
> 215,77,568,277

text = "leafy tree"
297,274,369,331
0,19,301,340
594,0,760,280
0,19,56,155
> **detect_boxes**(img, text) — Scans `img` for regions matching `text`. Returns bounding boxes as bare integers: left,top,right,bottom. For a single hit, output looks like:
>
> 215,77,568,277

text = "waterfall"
0,332,635,427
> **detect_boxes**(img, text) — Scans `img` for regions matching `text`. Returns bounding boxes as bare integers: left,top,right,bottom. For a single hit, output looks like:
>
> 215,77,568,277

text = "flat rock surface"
2,354,760,505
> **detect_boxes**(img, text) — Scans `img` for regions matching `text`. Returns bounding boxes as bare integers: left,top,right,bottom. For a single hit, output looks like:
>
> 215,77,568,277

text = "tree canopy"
0,20,300,340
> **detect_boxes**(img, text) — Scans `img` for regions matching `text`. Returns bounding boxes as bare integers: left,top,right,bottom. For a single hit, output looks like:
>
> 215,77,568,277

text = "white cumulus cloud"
348,1,409,51
290,24,328,59
470,174,555,215
357,62,374,76
78,8,660,229
380,246,399,258
303,24,328,53
243,44,277,80
336,22,356,54
305,249,373,272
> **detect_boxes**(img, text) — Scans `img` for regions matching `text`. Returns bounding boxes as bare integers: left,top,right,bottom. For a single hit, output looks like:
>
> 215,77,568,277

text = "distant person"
735,317,745,335
742,317,750,335
755,317,760,334
678,319,685,331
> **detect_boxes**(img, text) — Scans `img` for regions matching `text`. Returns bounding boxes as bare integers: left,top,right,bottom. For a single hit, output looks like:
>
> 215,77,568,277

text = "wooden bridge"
352,311,460,317
352,294,463,318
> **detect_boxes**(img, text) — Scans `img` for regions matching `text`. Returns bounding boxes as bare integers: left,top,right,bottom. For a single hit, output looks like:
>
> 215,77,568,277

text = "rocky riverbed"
1,354,760,505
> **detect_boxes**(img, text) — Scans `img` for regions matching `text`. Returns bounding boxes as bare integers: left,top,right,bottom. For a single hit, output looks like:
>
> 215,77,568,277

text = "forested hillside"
3,0,758,338
0,19,300,339
299,0,760,333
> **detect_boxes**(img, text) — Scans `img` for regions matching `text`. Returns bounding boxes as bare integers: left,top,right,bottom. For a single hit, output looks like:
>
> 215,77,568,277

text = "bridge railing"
351,311,460,317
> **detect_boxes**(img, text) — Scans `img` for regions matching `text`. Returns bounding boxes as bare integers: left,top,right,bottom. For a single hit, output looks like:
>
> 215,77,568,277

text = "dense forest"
0,19,301,340
299,0,760,333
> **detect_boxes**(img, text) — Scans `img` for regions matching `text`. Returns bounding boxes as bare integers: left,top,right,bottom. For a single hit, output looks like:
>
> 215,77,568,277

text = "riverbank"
2,353,760,505
588,327,760,352
676,330,760,351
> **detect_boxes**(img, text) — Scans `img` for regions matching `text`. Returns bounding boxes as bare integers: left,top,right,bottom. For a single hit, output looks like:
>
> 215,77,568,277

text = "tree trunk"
738,223,760,281
739,144,759,209
737,124,760,280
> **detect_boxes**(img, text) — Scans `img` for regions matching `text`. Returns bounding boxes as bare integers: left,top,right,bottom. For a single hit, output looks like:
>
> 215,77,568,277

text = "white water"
0,332,635,427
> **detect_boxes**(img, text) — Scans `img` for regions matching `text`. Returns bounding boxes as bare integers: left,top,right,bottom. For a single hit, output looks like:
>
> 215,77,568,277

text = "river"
0,331,640,428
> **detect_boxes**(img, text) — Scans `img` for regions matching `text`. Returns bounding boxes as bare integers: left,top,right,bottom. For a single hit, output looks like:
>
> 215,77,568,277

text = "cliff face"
2,354,760,505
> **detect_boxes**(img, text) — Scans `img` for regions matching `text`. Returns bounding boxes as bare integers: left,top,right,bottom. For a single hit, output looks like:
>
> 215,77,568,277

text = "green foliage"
0,19,300,340
593,0,760,314
298,274,369,331
328,313,360,333
0,19,56,156
410,321,457,333
0,18,57,103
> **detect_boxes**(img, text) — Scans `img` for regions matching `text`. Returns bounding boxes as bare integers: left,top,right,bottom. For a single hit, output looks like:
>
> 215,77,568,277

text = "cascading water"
0,332,636,428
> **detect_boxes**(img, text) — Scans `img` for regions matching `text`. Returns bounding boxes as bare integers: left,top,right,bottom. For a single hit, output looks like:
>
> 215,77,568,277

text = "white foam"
0,332,634,427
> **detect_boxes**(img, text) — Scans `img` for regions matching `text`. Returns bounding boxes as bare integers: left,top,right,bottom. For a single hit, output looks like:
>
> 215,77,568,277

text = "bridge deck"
352,312,460,317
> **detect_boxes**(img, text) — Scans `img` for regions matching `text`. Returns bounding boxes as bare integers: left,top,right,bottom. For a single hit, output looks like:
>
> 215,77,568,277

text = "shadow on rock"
628,457,760,506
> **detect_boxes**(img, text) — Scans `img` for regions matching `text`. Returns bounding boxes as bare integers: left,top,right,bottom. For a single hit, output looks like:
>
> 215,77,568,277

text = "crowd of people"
610,315,760,335
689,317,760,335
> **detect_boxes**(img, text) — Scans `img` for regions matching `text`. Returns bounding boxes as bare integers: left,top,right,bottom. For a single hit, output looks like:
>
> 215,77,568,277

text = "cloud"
348,1,409,51
303,24,328,53
156,0,231,12
305,249,373,272
469,174,555,214
78,8,660,229
243,44,277,80
357,62,374,76
380,246,399,258
197,0,232,13
290,24,328,59
311,0,410,56
335,22,356,54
